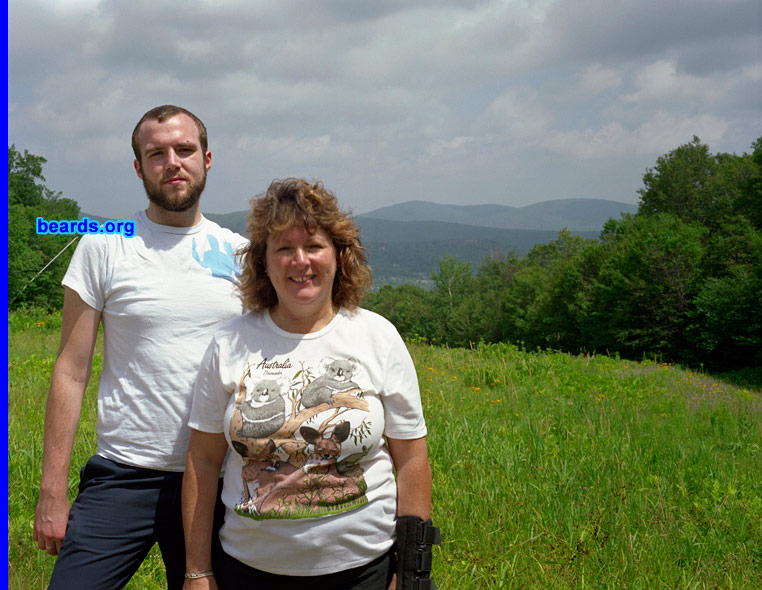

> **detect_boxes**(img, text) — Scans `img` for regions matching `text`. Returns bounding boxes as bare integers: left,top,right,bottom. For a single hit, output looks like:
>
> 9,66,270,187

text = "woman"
182,179,438,589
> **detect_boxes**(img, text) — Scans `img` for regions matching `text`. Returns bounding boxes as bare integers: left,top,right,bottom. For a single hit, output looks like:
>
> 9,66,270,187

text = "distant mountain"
204,198,636,236
355,217,596,245
93,199,635,289
354,218,600,288
358,198,638,232
203,211,248,234
80,212,108,223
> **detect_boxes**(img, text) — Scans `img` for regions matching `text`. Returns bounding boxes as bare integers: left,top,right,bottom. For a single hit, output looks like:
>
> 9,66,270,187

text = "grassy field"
8,309,762,589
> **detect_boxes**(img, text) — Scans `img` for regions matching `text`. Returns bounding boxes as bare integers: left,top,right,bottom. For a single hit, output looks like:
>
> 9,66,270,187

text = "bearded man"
33,105,247,590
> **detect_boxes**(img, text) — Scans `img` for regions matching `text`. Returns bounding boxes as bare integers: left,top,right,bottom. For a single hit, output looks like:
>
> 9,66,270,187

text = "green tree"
688,217,762,369
690,265,762,369
500,264,549,348
430,256,482,347
539,238,606,352
702,216,761,277
498,231,598,351
365,284,437,341
375,136,762,371
638,136,758,231
633,136,762,367
475,253,521,343
8,145,80,309
8,146,47,208
735,137,762,229
524,228,587,268
588,213,707,361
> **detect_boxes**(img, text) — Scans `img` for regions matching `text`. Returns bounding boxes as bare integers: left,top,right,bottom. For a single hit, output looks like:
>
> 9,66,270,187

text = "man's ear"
205,150,212,172
134,159,143,179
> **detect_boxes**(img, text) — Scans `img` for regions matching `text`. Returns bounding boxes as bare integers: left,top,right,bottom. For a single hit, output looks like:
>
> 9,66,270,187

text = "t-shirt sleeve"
380,328,427,440
232,231,249,251
189,335,231,434
61,234,108,310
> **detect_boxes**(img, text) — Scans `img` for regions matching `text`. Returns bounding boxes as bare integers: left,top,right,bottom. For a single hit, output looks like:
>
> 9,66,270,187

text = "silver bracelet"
184,569,214,580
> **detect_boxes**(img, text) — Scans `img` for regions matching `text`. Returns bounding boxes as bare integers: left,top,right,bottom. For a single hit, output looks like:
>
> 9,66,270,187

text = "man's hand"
33,490,70,555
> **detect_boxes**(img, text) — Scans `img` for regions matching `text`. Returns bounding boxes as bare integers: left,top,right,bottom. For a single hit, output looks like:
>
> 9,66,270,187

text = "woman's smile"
265,225,337,332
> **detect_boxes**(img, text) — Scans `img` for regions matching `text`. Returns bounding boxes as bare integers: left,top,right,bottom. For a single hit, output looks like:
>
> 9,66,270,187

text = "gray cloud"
540,0,760,66
8,0,762,219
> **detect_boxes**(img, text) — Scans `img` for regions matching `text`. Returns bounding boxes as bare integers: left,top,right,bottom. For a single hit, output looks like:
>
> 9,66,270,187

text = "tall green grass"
8,312,762,588
414,341,762,588
8,309,165,589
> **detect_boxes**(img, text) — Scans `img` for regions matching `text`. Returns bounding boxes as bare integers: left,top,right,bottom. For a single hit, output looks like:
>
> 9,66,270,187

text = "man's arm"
33,286,101,555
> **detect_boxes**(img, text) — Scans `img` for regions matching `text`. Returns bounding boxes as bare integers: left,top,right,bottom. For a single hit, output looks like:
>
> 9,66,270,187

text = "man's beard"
143,171,207,213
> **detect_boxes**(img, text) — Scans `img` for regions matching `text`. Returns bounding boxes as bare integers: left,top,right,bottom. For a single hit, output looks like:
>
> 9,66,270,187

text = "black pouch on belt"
395,515,441,590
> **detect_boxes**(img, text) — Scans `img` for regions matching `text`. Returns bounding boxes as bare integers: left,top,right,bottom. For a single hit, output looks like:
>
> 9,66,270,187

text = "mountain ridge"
356,198,638,232
83,197,637,234
83,198,637,288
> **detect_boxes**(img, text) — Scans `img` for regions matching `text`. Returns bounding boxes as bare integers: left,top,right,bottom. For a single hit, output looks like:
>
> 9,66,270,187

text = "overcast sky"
8,0,762,219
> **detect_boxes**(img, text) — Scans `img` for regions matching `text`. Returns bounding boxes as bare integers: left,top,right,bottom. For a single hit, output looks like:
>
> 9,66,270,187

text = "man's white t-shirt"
63,210,247,471
189,308,427,576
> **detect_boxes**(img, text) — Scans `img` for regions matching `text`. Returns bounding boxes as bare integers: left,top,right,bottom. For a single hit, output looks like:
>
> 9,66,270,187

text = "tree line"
8,146,80,309
365,136,762,372
8,138,761,370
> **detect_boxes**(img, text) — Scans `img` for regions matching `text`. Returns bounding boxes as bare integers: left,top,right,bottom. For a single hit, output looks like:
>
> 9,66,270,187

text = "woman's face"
264,224,337,320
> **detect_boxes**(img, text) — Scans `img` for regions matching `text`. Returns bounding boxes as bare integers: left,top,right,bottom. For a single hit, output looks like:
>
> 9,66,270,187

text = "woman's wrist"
184,569,214,580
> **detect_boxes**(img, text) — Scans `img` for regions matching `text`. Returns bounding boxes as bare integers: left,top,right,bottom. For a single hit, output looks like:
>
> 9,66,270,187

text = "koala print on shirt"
301,357,360,408
236,377,286,439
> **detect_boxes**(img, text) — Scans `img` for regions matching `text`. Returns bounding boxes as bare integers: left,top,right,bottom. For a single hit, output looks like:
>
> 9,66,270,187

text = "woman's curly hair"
237,178,372,312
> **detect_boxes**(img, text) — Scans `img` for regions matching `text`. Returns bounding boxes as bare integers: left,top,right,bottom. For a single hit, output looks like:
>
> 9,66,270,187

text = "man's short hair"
131,105,208,165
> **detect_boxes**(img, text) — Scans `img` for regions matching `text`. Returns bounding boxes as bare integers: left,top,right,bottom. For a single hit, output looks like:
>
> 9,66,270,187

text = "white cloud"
426,136,475,158
621,59,725,104
477,89,552,139
745,63,762,82
545,113,728,160
575,64,624,95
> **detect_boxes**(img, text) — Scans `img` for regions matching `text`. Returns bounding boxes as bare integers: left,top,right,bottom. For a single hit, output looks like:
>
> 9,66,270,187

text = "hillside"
358,198,638,232
355,218,599,286
9,310,762,589
203,198,631,288
202,197,637,236
201,214,601,288
84,198,634,288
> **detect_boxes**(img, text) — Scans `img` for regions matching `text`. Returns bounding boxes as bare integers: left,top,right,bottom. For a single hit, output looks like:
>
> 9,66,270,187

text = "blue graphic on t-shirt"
192,235,240,279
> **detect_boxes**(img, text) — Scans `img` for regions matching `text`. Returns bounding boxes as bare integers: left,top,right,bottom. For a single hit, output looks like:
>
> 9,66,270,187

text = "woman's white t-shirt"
189,307,426,575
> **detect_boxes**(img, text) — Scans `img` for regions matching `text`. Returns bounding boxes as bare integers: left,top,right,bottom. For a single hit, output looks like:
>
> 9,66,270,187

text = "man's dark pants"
48,455,224,590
